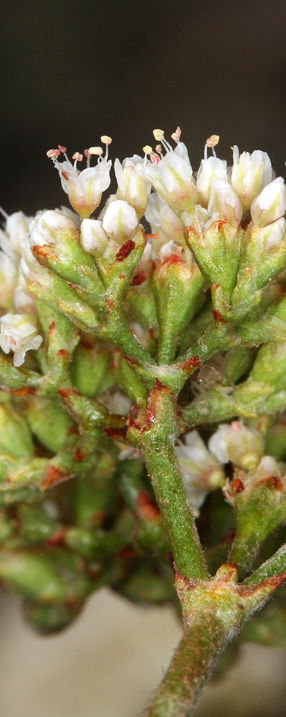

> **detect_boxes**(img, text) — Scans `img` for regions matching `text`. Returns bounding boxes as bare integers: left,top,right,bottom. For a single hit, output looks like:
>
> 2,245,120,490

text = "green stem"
244,543,286,584
143,444,209,580
143,599,236,717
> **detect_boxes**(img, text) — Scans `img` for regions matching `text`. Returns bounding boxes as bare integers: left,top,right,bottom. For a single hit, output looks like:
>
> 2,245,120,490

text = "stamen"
84,149,91,168
58,145,69,162
206,134,220,148
88,146,104,156
100,135,112,145
46,149,61,159
100,135,112,161
72,152,83,162
0,206,9,221
142,145,153,155
143,145,153,166
153,129,164,142
171,126,182,142
155,144,163,156
150,152,161,164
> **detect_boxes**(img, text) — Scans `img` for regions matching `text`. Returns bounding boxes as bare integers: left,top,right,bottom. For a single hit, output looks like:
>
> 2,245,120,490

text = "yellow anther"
153,129,164,142
101,135,112,145
142,145,153,155
88,146,104,156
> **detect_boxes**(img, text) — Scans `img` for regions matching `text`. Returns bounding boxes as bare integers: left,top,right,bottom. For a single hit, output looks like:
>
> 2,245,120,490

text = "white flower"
115,155,151,217
197,156,228,207
175,430,225,515
260,217,286,250
145,193,186,246
209,421,264,470
208,180,243,225
102,199,138,244
231,146,273,211
47,143,112,219
140,140,198,213
250,177,286,227
0,211,31,260
28,210,78,248
0,313,43,367
80,218,109,255
0,252,17,311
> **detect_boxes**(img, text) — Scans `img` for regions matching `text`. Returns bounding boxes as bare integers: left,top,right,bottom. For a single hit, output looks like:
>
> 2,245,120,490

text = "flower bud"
260,217,286,250
231,146,273,211
114,156,151,217
102,199,138,244
29,210,78,248
209,420,264,471
250,177,286,227
208,180,243,225
0,313,43,367
197,156,228,207
80,219,109,256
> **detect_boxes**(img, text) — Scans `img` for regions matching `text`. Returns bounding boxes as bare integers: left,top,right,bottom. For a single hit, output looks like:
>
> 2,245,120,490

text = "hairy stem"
143,443,209,580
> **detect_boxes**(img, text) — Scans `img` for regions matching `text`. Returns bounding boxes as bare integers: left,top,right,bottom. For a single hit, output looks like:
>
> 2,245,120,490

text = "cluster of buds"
1,126,286,678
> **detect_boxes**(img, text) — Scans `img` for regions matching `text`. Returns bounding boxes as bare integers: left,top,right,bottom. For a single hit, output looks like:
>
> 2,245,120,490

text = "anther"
88,146,104,156
142,145,153,155
46,149,61,159
72,152,83,162
206,135,220,148
58,145,67,153
153,129,164,142
171,126,182,142
100,135,112,145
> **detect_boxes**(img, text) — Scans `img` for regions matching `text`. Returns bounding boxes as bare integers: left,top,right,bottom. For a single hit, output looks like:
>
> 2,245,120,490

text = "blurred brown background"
0,0,286,214
1,1,286,715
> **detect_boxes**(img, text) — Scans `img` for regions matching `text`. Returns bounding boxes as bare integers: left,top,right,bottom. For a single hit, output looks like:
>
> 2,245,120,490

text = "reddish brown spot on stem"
104,426,127,439
58,349,69,358
10,387,36,396
122,354,138,366
116,239,135,261
74,447,85,462
48,320,56,334
213,309,227,323
41,465,68,490
105,297,116,309
59,387,80,398
179,355,201,373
